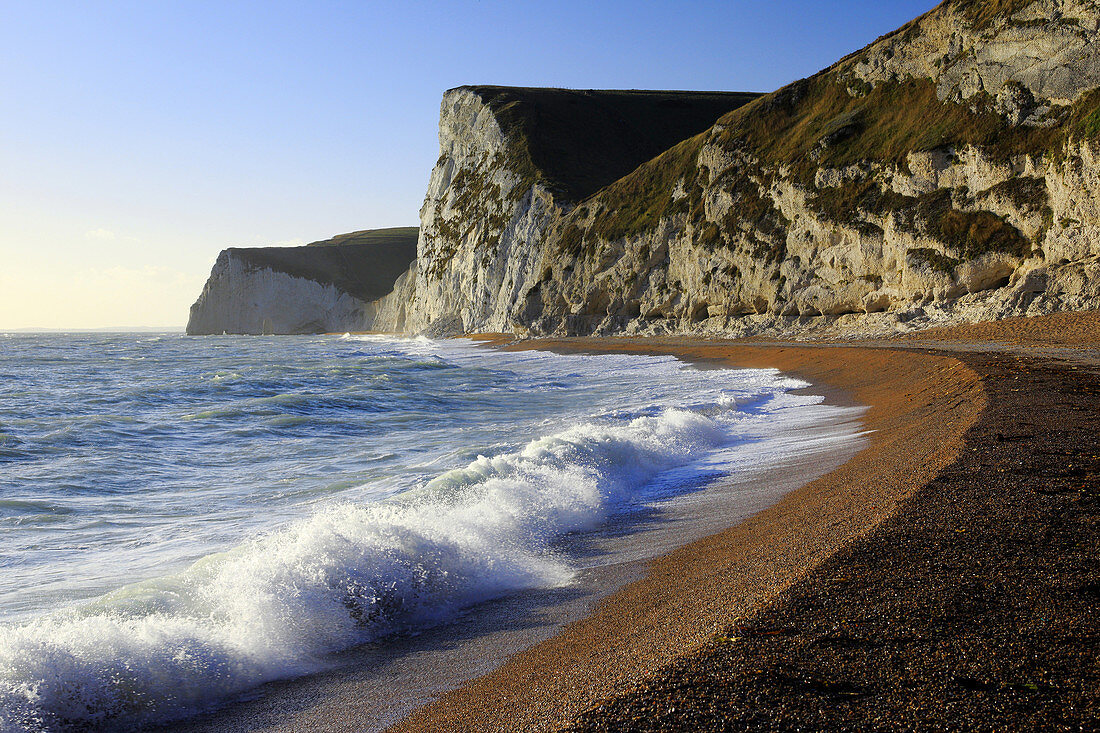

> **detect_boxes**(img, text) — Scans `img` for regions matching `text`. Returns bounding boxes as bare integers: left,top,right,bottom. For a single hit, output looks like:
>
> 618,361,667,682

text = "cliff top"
230,226,418,302
456,86,762,201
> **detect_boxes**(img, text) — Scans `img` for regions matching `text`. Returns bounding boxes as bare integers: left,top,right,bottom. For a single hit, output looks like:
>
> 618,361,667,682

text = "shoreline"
569,325,1100,730
171,312,1098,731
388,338,987,731
169,340,867,733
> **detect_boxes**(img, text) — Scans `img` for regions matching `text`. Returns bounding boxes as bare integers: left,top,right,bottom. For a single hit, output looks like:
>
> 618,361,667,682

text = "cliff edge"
388,87,761,334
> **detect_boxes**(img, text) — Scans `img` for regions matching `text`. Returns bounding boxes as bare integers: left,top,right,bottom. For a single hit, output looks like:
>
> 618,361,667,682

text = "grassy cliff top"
458,86,762,201
231,226,418,302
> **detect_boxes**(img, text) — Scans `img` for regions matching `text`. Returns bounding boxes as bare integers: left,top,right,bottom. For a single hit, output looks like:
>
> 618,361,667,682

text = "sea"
0,333,865,731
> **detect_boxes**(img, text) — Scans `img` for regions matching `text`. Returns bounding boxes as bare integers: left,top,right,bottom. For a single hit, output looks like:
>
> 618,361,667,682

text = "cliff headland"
394,0,1100,339
186,227,417,335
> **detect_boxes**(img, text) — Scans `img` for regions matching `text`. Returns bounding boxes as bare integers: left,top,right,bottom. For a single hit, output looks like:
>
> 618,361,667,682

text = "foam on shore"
1,399,756,730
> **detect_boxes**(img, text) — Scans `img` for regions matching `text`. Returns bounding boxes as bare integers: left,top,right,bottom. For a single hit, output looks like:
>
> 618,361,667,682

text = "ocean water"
0,333,861,731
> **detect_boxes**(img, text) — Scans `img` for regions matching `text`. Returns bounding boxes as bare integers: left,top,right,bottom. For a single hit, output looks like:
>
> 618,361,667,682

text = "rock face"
387,87,762,334
187,228,417,335
379,0,1100,338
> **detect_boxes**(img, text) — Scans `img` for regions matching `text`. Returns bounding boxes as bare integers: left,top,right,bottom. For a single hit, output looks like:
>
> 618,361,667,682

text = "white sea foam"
0,406,735,731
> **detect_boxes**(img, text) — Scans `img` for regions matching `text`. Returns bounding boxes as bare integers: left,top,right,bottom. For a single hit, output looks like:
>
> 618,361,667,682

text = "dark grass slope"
462,86,762,202
568,349,1100,732
230,226,418,302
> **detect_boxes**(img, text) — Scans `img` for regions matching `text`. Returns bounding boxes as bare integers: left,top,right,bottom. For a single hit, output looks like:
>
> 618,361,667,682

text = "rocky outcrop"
187,227,417,335
381,0,1100,338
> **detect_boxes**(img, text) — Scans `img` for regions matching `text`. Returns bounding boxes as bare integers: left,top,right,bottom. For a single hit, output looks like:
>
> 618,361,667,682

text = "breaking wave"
0,407,732,730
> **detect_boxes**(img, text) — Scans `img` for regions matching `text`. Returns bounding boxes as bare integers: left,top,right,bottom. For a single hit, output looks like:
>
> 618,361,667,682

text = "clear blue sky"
0,0,935,329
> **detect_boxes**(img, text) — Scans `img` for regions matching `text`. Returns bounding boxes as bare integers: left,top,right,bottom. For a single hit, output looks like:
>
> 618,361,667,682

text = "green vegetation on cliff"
531,0,1100,267
234,226,418,302
947,0,1046,29
306,227,419,250
462,86,761,202
716,75,1056,170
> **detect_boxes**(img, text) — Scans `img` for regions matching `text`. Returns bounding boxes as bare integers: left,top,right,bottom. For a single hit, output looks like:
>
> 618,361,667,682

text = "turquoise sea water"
0,333,857,730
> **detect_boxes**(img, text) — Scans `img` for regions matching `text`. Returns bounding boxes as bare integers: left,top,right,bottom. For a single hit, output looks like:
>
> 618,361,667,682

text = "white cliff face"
524,140,1100,339
392,89,558,335
371,261,418,334
187,252,373,335
380,3,1100,339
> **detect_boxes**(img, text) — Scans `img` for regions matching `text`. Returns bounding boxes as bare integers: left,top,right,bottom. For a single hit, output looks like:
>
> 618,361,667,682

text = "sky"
0,0,936,330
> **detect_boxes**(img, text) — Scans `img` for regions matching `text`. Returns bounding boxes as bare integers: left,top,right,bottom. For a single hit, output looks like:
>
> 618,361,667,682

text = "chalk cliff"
386,88,761,334
186,227,417,335
379,0,1100,337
